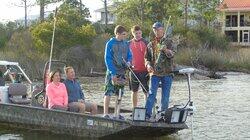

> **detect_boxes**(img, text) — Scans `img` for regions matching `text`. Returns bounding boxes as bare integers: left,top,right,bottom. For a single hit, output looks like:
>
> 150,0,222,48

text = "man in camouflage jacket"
144,22,177,119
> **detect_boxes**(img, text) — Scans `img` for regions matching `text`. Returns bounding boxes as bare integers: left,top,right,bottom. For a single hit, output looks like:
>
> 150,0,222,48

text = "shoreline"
82,71,250,82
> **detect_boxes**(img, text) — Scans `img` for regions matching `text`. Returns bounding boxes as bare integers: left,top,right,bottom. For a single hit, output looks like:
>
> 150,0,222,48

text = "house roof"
219,0,250,11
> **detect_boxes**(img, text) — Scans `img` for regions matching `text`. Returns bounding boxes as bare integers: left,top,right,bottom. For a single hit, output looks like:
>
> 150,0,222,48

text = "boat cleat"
113,114,125,120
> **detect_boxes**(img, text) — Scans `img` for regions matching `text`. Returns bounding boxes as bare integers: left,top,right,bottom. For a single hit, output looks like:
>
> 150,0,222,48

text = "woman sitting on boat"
46,70,68,111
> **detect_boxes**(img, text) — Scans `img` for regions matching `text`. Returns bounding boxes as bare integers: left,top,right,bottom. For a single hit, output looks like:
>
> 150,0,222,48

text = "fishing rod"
163,15,172,39
34,7,58,101
121,57,148,93
48,7,58,74
110,46,148,119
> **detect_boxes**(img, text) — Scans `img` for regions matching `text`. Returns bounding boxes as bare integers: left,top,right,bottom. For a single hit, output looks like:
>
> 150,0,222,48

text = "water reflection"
0,127,178,140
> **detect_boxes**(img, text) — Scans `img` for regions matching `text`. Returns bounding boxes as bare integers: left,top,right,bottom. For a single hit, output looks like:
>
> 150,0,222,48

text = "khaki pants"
68,101,97,114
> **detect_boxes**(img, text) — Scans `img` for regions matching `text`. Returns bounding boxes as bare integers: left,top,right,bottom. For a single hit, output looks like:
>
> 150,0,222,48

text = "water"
0,72,250,140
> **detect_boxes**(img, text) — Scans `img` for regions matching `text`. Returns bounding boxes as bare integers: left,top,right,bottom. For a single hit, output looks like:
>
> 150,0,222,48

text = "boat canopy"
0,60,32,84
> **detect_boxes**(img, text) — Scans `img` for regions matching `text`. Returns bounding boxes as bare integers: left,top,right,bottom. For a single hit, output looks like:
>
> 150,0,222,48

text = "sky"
0,0,105,23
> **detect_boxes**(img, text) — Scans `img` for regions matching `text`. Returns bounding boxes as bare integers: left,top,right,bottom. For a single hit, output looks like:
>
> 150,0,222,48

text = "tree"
12,0,34,28
36,0,62,22
0,22,20,49
64,0,90,17
99,0,113,29
190,0,220,26
0,23,7,48
184,0,188,28
4,29,47,78
60,0,91,26
104,0,108,27
113,0,182,36
31,3,96,57
23,0,28,28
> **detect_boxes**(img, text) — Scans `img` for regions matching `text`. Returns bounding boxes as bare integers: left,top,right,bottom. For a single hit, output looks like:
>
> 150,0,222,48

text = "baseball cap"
152,22,164,29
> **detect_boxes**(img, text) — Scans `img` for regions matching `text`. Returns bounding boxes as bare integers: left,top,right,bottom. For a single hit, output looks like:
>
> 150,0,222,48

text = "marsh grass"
175,47,250,73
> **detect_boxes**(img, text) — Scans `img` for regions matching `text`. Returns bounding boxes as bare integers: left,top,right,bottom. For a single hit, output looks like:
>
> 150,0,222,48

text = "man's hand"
111,75,118,85
126,62,134,69
147,64,154,73
78,99,85,103
163,48,174,58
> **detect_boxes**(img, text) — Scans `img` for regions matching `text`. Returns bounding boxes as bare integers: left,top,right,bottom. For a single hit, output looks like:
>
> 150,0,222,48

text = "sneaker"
145,115,155,122
103,114,110,119
145,116,150,121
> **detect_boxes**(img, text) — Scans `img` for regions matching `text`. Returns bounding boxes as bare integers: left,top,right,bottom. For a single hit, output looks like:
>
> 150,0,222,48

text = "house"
218,0,250,46
94,5,116,24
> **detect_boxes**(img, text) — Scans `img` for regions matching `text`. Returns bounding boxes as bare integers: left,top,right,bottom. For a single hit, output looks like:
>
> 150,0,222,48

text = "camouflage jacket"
144,37,177,76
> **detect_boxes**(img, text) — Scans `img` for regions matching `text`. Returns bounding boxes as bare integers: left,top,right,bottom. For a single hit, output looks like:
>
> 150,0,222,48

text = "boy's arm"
127,44,132,63
104,41,116,76
79,83,85,100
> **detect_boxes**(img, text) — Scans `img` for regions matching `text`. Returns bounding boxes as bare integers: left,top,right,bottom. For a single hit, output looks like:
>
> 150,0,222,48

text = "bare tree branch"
10,0,36,28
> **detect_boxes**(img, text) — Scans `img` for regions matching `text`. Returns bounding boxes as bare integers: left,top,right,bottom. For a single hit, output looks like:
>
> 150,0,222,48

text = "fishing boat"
0,60,194,138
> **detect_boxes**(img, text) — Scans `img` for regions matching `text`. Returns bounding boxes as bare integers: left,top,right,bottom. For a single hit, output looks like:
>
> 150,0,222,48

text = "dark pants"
129,71,149,93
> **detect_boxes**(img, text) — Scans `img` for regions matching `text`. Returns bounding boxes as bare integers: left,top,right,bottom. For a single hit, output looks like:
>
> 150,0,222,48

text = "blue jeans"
145,75,173,118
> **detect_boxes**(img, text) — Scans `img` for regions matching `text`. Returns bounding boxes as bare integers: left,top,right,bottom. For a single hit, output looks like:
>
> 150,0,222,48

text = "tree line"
3,0,246,79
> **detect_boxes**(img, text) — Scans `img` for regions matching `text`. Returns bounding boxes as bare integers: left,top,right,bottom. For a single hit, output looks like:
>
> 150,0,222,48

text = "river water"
0,72,249,140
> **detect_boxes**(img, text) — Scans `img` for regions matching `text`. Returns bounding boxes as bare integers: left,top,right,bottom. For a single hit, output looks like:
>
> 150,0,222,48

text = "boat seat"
8,83,30,104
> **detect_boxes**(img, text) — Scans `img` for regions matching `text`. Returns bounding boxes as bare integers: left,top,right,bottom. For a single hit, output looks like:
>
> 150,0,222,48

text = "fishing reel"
112,75,127,88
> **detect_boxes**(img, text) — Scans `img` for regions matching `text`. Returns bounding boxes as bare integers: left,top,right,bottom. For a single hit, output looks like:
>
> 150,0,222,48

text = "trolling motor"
153,68,195,124
156,68,196,139
179,68,195,139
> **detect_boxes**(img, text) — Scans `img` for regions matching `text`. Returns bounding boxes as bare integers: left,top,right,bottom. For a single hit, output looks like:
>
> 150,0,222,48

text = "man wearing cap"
144,22,176,119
